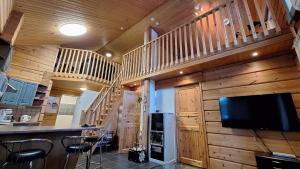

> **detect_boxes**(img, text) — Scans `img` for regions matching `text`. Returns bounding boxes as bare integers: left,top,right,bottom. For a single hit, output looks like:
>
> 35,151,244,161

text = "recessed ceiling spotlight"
252,52,259,57
223,18,230,25
105,52,112,58
80,87,87,91
179,71,183,74
120,26,124,30
194,3,201,10
59,24,87,36
150,17,155,21
134,83,137,86
155,22,160,26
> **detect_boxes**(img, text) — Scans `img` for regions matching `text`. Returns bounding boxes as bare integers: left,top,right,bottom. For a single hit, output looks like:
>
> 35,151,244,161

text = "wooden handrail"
53,47,121,85
84,72,122,125
121,0,284,82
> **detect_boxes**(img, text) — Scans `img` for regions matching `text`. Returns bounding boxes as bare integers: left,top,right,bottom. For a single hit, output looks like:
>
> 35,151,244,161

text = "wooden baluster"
93,55,99,81
175,28,179,64
107,61,112,84
184,24,189,61
135,49,139,77
82,51,88,78
68,49,76,77
54,48,64,75
85,51,92,79
132,50,136,78
189,23,194,59
161,36,165,69
220,7,230,48
157,38,161,70
100,57,106,82
194,19,201,58
200,17,207,56
77,51,84,78
64,49,72,77
89,53,95,80
73,50,80,78
121,56,126,81
253,0,269,36
233,0,247,43
127,53,132,79
206,15,214,54
149,42,153,72
103,59,109,83
226,1,238,46
139,47,143,76
265,0,281,33
166,34,169,67
97,55,103,82
142,45,146,74
147,43,151,73
152,40,157,72
130,52,134,77
212,10,221,51
242,0,257,39
179,27,184,63
170,31,174,66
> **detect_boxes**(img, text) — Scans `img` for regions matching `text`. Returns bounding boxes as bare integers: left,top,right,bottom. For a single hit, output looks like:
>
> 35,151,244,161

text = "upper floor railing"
53,48,121,85
121,0,288,82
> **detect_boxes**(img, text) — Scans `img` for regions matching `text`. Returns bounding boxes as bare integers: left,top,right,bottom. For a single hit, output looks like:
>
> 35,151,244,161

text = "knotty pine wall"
200,53,300,169
7,45,59,84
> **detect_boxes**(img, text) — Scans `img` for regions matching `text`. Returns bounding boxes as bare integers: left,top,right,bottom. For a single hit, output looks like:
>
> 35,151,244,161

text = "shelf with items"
33,84,47,106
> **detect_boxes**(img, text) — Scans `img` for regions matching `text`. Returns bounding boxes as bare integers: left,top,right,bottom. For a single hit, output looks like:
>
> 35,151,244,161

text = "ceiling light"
80,87,87,91
59,24,87,36
134,83,137,86
252,52,258,57
223,18,230,25
105,52,112,58
120,26,124,30
179,71,183,74
155,22,160,26
150,17,155,21
194,4,201,10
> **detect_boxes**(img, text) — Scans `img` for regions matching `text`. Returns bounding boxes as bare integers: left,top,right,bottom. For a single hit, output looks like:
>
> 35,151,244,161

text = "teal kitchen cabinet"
1,78,38,106
18,82,38,106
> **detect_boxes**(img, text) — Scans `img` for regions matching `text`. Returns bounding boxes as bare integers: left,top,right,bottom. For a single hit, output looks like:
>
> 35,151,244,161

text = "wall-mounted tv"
219,93,300,131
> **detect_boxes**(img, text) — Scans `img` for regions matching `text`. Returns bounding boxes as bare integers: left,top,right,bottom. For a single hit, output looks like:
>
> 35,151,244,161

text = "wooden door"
119,90,140,153
176,85,207,168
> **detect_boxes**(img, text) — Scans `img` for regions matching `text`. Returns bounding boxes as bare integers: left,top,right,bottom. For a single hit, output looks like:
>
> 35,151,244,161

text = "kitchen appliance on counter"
20,115,31,122
0,109,13,123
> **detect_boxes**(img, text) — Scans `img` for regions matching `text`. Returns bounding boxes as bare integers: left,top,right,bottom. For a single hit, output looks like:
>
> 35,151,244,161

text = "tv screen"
219,93,300,131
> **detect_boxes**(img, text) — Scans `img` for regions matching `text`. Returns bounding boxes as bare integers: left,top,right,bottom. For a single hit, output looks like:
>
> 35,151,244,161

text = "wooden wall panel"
7,45,59,84
200,53,300,169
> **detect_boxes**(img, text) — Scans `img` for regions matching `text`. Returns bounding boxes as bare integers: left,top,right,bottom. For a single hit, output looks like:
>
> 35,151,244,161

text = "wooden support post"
0,10,24,45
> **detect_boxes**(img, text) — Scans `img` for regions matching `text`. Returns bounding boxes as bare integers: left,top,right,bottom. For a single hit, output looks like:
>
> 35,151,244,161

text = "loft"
0,0,300,169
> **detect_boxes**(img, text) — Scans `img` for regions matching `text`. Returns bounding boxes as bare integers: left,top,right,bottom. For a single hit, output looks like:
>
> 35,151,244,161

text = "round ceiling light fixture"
105,52,112,58
59,24,87,36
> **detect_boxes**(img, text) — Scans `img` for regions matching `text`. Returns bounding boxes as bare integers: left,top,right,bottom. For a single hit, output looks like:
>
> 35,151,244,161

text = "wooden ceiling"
13,0,167,49
98,0,221,62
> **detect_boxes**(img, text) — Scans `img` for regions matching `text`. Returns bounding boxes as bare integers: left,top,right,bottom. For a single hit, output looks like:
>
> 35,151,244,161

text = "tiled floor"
77,151,201,169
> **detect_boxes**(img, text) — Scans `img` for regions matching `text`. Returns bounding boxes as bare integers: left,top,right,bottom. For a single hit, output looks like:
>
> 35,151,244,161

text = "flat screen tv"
219,93,300,131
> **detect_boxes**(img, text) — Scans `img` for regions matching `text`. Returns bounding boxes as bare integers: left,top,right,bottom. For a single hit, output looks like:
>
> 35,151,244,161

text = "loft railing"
121,0,287,82
53,48,121,85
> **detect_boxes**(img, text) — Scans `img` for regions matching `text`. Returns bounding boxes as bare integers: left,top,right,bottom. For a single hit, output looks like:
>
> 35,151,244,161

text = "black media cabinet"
256,153,300,169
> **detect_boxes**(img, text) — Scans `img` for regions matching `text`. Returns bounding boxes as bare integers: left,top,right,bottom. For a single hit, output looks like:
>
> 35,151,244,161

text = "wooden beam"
0,10,24,45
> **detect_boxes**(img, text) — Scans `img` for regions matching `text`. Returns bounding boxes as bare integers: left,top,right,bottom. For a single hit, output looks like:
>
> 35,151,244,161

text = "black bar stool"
0,139,53,169
61,136,98,169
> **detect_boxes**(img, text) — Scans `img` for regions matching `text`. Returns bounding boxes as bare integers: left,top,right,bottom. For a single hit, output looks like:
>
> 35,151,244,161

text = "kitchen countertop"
0,125,100,134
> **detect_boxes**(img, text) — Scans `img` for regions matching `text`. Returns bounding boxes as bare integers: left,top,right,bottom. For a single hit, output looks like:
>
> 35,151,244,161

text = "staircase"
83,73,122,126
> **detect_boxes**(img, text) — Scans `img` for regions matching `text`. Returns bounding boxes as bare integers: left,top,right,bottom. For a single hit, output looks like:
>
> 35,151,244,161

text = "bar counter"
0,125,100,169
